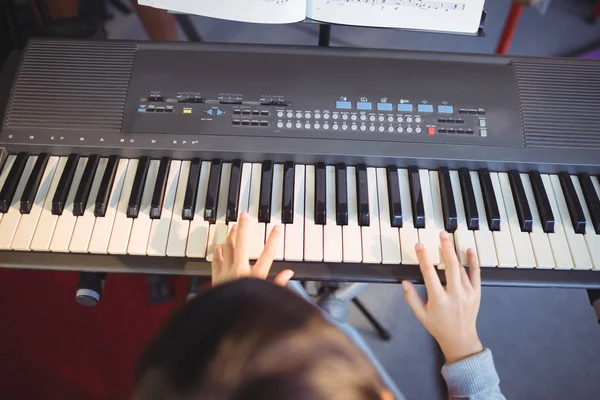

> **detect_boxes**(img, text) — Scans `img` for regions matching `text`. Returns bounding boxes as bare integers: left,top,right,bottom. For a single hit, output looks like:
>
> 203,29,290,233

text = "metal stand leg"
352,298,392,341
175,13,203,42
318,24,331,47
495,2,523,54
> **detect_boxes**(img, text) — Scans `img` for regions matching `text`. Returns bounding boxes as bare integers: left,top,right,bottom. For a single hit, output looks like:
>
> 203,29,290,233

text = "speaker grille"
5,39,137,131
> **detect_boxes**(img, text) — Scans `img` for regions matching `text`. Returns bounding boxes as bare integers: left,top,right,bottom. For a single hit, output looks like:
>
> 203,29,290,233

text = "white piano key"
489,172,517,268
342,166,362,263
108,159,138,255
449,170,477,266
88,159,129,254
304,165,324,262
361,167,382,263
418,169,440,265
0,156,37,249
11,157,60,251
247,163,266,260
470,171,498,267
541,174,574,270
147,160,181,256
206,162,231,262
127,159,160,255
549,174,592,270
429,170,451,269
69,158,108,253
497,172,536,268
398,168,418,265
166,161,190,257
284,164,305,261
323,165,343,262
0,155,16,225
228,162,251,235
187,161,211,258
376,168,401,264
266,163,285,260
571,175,600,269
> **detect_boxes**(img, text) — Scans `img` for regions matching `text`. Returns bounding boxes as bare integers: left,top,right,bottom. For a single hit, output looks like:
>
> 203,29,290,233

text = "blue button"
397,104,413,112
418,104,434,112
207,109,214,115
216,108,223,115
377,103,393,111
438,105,453,114
336,101,352,109
356,102,372,110
137,108,146,113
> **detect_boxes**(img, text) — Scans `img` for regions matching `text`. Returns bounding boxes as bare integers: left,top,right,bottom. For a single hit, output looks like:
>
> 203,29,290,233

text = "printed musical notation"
326,0,466,12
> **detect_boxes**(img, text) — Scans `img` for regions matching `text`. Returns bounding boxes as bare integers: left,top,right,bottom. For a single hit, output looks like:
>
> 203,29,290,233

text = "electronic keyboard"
1,38,600,288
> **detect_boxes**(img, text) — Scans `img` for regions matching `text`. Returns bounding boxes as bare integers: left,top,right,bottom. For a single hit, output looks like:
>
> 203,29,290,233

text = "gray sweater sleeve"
441,349,506,400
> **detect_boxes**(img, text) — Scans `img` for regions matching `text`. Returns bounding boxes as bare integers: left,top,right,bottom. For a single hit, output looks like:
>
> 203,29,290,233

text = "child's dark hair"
133,278,386,400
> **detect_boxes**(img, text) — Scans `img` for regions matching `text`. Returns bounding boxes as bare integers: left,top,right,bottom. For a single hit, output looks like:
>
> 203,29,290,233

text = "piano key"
386,166,402,228
226,159,243,223
266,163,285,260
489,173,518,267
549,174,592,269
540,174,574,270
247,163,265,260
127,156,150,218
438,167,457,232
73,154,100,217
335,163,348,226
322,165,343,262
342,166,362,262
529,171,554,233
570,175,600,269
204,159,222,224
0,152,29,213
578,172,600,234
166,161,191,257
206,162,231,262
284,164,305,261
478,168,501,231
0,155,37,249
182,158,201,220
429,170,450,267
398,168,418,264
20,153,50,214
147,160,181,256
228,163,252,234
258,161,274,223
520,173,555,269
69,158,108,252
469,171,498,267
49,157,88,252
361,167,382,263
52,153,79,215
127,159,160,255
408,166,426,229
304,165,323,261
94,155,120,217
508,170,533,233
458,168,479,230
150,157,171,219
186,161,211,258
315,162,326,225
376,167,401,264
356,164,370,227
558,171,586,234
450,170,477,265
0,155,16,223
593,175,600,232
11,157,59,250
107,159,138,254
282,161,295,224
88,159,129,254
418,169,440,265
498,172,536,268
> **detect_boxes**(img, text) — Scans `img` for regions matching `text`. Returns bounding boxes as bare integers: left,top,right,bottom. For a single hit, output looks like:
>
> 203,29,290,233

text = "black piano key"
408,166,426,229
182,158,201,220
0,152,29,213
150,157,171,219
282,161,295,224
335,163,348,226
52,154,80,215
204,159,222,223
478,169,501,231
508,170,533,233
438,167,458,232
458,168,479,230
19,154,50,214
558,171,586,234
258,161,274,223
579,172,600,234
529,171,555,233
315,162,326,225
127,156,150,218
356,164,370,226
73,154,100,216
226,160,243,223
94,155,119,217
386,166,402,228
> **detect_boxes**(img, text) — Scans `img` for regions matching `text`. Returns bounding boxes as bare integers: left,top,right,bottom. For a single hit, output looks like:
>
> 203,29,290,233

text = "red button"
428,127,435,135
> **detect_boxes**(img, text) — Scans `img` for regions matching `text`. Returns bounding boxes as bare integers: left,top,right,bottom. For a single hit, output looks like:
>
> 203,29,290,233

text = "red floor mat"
0,268,190,400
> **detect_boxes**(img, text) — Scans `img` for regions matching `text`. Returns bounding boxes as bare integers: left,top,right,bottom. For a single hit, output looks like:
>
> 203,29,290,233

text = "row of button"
138,105,174,113
233,109,270,116
437,119,465,124
232,120,269,127
459,109,486,115
275,121,424,133
335,101,454,114
438,129,475,134
276,111,423,123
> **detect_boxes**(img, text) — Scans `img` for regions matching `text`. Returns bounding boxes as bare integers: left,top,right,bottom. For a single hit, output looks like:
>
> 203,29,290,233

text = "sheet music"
306,0,485,34
138,0,307,24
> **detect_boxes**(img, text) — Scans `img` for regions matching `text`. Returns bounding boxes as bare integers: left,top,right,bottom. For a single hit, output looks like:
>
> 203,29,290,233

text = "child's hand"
402,231,484,363
211,212,294,287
